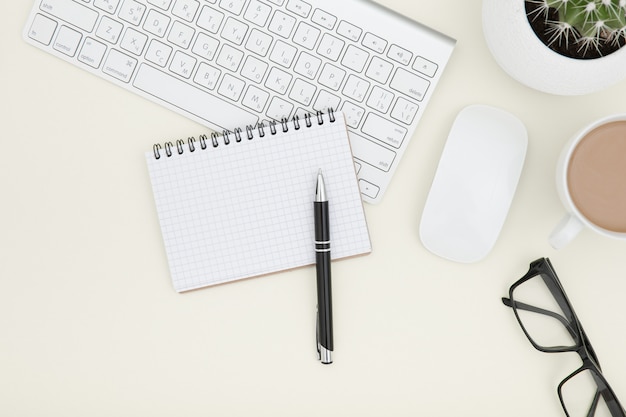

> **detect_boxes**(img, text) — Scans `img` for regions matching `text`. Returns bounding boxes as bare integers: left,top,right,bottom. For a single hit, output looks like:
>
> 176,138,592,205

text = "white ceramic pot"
482,0,626,95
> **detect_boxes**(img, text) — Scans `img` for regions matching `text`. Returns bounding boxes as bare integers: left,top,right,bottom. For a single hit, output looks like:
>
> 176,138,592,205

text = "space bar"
133,64,258,130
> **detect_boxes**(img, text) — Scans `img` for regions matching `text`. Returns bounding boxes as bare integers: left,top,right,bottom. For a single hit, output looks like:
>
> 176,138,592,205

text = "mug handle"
549,214,584,249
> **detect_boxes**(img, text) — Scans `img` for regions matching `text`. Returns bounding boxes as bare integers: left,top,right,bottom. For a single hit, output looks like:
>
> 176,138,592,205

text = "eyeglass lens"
512,272,578,350
560,368,614,417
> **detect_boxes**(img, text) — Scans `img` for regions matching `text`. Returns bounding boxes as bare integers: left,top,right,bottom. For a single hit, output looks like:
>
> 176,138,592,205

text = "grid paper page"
146,112,371,292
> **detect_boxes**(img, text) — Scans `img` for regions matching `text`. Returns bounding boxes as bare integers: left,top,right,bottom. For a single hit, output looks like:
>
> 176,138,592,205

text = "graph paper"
146,112,371,292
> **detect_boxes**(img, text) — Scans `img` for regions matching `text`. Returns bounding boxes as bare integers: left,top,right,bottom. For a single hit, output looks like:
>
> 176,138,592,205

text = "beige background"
2,1,626,416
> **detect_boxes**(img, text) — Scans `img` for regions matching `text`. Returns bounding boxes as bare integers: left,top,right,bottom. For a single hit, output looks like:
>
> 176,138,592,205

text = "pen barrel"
315,251,333,350
314,201,333,351
314,202,330,245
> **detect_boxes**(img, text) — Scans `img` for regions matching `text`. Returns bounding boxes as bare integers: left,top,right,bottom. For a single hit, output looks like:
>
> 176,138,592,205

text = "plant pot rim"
482,0,626,95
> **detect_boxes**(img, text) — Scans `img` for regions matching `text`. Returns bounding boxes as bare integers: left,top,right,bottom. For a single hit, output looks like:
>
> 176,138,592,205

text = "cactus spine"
527,0,626,58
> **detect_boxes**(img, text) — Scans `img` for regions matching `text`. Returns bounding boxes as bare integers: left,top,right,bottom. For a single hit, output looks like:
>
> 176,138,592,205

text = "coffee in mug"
550,115,626,249
567,121,626,233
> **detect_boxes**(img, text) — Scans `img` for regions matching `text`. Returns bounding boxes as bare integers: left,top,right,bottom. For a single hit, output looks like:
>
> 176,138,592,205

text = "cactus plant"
526,0,626,59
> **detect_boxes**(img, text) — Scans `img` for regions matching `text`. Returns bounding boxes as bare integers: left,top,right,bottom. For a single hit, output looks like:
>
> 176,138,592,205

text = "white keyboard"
24,0,455,204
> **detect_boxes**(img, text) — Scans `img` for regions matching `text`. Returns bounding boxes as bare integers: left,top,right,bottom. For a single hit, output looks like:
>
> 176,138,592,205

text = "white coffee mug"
549,114,626,249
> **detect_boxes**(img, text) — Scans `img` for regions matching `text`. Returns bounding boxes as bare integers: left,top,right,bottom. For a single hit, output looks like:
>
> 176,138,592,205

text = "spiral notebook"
146,111,371,292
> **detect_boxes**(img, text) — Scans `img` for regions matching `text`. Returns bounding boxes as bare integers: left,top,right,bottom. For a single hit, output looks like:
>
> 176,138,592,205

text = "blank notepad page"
146,112,371,292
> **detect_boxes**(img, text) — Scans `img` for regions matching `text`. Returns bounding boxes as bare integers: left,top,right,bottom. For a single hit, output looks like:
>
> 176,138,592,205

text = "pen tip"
315,170,327,202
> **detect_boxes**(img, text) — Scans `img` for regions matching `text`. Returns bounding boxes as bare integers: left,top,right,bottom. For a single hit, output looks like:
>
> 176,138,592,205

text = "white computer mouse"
419,104,527,263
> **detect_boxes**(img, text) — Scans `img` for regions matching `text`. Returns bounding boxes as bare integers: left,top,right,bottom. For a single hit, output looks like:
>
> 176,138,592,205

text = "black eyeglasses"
503,257,625,417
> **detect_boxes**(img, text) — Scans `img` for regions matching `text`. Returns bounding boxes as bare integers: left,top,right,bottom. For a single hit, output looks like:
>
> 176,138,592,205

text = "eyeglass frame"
502,257,625,417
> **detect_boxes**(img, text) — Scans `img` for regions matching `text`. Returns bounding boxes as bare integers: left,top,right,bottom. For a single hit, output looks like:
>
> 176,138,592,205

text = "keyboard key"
342,74,369,102
193,62,221,89
341,45,369,73
103,49,138,82
266,0,284,5
197,6,224,33
336,20,361,42
118,0,146,25
240,55,268,83
311,9,336,30
265,66,292,94
389,68,430,101
145,39,172,66
286,0,312,18
168,20,195,48
294,52,321,79
362,32,387,53
120,27,148,55
219,0,246,15
413,56,438,78
293,22,320,50
172,0,200,22
366,86,394,113
244,0,272,27
349,131,396,172
78,37,107,68
216,43,244,71
289,78,316,106
317,33,344,61
169,50,196,78
53,25,82,56
242,85,270,112
362,113,406,148
192,32,219,60
268,10,296,38
391,97,418,125
365,56,393,84
40,0,99,32
341,101,364,128
313,90,340,112
221,17,248,45
266,96,293,120
94,0,121,14
359,179,379,199
387,44,412,66
269,40,297,68
245,28,272,56
28,13,57,45
143,9,171,37
318,63,345,91
134,64,258,128
96,16,124,44
218,73,245,101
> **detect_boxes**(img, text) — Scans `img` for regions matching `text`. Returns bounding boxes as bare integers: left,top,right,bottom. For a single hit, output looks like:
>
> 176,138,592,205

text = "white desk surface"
2,1,626,416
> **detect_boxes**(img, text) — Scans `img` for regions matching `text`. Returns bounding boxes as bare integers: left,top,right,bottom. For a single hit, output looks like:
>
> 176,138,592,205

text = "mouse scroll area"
419,105,527,263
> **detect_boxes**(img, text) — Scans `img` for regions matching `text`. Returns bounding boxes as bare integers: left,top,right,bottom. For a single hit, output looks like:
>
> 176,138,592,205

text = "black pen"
315,169,333,364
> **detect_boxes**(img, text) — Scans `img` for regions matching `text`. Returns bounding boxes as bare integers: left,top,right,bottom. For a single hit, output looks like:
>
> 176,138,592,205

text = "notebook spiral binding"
153,109,336,160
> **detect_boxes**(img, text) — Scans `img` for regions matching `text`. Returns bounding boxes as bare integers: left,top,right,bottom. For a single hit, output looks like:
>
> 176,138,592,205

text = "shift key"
40,0,98,32
349,131,396,172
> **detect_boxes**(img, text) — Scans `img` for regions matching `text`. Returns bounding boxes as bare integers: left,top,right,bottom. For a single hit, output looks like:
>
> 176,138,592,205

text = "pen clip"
316,307,321,360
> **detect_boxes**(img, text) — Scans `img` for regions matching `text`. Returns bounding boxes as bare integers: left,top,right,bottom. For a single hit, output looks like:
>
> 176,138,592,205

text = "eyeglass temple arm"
501,297,578,338
535,260,603,368
586,375,626,417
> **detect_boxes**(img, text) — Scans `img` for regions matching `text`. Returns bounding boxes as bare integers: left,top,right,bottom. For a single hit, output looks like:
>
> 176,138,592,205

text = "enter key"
362,113,407,149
